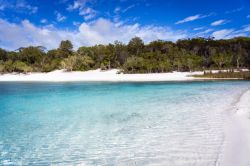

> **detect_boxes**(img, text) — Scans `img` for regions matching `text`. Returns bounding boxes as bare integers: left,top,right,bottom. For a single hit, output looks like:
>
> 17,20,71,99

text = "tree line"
0,37,250,73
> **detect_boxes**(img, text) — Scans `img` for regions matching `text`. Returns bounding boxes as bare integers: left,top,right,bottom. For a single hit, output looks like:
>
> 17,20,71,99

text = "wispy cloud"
67,0,96,21
114,7,121,14
55,11,66,22
16,1,38,14
175,14,201,24
243,25,250,32
247,15,250,19
194,29,213,37
212,27,249,39
193,27,205,31
175,13,214,24
212,29,234,39
122,4,136,13
0,5,4,10
73,21,81,26
211,19,228,26
0,18,188,50
79,7,96,20
225,7,243,14
114,4,136,15
40,19,48,24
67,0,88,11
0,0,38,14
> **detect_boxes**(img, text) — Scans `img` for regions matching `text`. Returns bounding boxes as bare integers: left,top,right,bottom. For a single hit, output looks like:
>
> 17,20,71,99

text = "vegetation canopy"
0,37,250,74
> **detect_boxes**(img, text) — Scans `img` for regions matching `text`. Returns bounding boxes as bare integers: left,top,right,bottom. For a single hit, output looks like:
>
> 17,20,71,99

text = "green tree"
74,55,94,71
0,48,8,61
123,56,144,73
61,56,77,71
186,54,202,71
159,59,171,72
13,61,32,73
212,53,231,69
128,37,144,56
58,40,73,58
18,46,44,65
0,61,5,73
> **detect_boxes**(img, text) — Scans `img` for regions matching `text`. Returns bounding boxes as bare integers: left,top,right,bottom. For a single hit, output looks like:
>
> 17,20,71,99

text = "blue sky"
0,0,250,50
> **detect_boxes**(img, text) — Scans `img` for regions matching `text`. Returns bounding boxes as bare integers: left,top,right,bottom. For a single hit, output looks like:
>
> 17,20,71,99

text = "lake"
0,81,249,165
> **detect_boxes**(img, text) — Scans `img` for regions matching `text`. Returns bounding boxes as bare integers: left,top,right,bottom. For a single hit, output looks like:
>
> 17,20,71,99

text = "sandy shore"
222,88,250,166
0,69,205,82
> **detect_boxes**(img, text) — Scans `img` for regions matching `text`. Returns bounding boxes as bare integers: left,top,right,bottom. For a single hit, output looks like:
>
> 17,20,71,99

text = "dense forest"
0,37,250,74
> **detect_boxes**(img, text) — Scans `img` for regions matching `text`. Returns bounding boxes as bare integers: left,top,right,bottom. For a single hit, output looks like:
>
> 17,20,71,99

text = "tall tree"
58,40,73,58
128,37,144,56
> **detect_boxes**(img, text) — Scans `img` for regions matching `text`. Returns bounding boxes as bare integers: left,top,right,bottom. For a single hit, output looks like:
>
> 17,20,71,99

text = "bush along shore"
193,70,250,80
0,37,250,74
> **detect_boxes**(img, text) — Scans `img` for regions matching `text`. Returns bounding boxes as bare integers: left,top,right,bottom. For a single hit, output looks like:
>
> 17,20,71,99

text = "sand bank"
0,69,205,82
222,88,250,166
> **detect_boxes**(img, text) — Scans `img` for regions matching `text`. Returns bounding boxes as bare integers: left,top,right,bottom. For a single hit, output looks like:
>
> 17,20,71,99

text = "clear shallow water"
0,81,249,166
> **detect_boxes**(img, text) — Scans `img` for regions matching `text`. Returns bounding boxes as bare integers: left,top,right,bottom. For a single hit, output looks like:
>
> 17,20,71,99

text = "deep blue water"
0,81,249,165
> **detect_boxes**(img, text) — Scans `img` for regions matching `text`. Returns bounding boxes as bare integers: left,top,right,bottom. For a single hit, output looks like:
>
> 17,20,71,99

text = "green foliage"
128,37,144,56
123,56,145,73
61,55,94,71
0,61,5,73
18,46,44,64
58,40,73,58
193,71,250,80
186,54,202,71
212,53,231,69
0,48,8,61
3,60,14,72
0,37,250,73
12,61,33,73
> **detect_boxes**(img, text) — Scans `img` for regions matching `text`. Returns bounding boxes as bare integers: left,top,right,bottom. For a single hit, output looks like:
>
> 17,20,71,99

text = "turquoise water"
0,81,249,165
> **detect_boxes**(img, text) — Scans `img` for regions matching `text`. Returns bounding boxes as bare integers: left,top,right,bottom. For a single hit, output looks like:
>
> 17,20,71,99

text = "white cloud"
40,19,48,24
73,21,81,26
55,11,66,22
78,18,187,45
16,1,38,14
175,13,214,24
212,26,250,39
193,27,205,31
0,0,38,14
114,4,136,16
79,7,96,20
114,7,121,14
67,0,87,11
212,29,234,39
243,25,250,32
175,14,201,24
194,29,213,37
0,3,6,10
211,29,244,39
122,4,136,13
225,7,243,14
67,0,96,21
0,18,187,50
211,19,227,26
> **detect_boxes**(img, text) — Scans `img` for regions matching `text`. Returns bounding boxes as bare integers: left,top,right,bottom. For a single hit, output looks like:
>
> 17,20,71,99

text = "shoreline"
0,69,203,82
222,88,250,166
0,69,245,82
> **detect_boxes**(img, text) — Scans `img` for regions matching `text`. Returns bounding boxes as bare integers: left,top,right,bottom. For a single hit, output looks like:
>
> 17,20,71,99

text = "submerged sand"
0,69,249,165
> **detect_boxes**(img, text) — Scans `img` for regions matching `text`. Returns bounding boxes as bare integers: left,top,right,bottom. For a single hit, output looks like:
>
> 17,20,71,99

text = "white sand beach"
0,69,205,82
222,89,250,166
0,69,247,82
